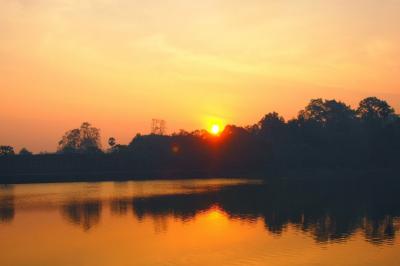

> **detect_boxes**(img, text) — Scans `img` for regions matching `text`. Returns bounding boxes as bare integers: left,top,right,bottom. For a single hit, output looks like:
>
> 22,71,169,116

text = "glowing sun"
210,124,221,135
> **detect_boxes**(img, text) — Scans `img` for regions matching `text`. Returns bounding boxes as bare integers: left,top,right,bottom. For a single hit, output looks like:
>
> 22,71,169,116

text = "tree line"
0,96,399,181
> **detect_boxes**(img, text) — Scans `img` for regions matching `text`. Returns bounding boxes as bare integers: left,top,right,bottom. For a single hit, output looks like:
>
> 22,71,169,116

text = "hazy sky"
1,0,400,152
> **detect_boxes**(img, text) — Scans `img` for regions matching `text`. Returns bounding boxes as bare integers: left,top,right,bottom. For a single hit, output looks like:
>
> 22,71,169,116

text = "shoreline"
1,167,398,185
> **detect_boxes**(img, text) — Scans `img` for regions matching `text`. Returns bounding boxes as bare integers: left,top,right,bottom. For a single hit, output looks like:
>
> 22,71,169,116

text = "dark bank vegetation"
1,97,399,183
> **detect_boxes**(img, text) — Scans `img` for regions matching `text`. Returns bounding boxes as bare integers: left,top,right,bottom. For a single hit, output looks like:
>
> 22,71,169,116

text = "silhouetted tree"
58,122,102,153
0,146,15,156
108,137,116,148
18,148,33,156
0,96,399,182
107,137,127,153
357,97,395,123
257,112,286,138
298,98,356,126
355,98,399,165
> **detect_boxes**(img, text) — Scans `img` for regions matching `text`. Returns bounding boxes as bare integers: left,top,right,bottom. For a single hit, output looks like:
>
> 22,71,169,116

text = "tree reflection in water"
124,179,400,245
61,201,102,231
2,179,399,244
0,185,14,224
110,199,130,216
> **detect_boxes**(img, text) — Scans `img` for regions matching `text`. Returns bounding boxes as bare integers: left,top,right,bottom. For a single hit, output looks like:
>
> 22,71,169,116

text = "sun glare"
211,124,221,135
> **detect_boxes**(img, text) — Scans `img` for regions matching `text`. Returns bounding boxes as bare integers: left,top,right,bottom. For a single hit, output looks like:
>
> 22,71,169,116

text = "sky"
1,0,400,152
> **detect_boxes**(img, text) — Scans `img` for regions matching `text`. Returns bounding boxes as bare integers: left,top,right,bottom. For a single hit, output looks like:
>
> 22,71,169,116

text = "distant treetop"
58,122,102,154
0,146,15,156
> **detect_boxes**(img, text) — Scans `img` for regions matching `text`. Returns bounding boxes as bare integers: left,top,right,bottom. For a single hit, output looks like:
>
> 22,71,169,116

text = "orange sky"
1,0,400,152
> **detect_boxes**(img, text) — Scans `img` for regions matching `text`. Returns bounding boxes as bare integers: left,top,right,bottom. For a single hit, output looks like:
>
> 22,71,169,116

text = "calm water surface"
1,178,400,266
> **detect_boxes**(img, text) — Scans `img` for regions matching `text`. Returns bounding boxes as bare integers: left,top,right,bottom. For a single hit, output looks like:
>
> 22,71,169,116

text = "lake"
1,178,400,266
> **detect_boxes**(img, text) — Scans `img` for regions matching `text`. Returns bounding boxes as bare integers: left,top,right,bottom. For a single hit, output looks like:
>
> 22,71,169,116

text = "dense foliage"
1,97,399,182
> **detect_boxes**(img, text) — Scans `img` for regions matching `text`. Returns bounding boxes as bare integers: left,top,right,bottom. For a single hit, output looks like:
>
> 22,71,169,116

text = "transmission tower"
151,119,166,135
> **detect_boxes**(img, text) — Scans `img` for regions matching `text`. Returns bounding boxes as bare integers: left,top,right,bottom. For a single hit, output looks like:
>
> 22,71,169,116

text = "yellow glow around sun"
211,124,221,135
204,115,226,135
